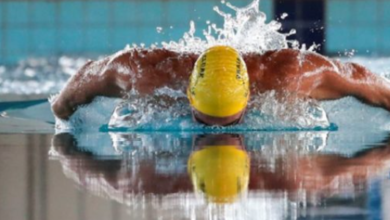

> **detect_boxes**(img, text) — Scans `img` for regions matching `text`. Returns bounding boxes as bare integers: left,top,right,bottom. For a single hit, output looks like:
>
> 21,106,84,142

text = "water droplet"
162,0,302,54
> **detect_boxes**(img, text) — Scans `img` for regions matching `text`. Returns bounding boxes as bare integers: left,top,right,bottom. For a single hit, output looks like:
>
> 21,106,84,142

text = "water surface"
1,124,390,220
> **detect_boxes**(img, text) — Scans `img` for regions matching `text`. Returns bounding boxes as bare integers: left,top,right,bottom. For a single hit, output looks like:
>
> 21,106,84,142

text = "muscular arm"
52,59,113,119
316,60,390,110
52,49,197,119
260,49,390,111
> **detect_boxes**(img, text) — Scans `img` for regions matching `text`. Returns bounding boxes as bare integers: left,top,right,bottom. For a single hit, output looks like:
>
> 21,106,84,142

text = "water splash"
162,0,300,54
106,88,330,131
51,89,331,132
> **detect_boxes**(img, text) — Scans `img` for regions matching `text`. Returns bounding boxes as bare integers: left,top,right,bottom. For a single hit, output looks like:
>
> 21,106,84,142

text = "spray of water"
161,0,310,54
166,0,266,53
106,88,330,131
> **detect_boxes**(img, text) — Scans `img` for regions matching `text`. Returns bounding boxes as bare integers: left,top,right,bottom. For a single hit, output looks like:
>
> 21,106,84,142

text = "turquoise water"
1,94,390,219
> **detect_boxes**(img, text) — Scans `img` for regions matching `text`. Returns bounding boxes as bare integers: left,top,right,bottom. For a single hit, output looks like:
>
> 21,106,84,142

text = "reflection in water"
189,134,249,204
50,132,390,220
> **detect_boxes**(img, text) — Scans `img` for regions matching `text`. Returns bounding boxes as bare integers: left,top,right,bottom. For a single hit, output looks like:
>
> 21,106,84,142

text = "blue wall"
2,0,389,65
326,0,390,55
0,0,273,65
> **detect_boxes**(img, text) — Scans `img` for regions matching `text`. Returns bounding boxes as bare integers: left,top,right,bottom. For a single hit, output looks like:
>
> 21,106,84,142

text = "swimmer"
52,46,390,125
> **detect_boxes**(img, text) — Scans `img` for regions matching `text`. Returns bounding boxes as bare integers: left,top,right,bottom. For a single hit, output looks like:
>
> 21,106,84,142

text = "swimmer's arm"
51,49,197,120
251,50,390,110
51,58,122,119
307,58,390,111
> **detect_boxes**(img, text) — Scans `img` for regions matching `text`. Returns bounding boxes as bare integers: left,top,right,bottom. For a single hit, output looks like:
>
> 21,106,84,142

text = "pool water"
1,57,390,220
1,128,390,220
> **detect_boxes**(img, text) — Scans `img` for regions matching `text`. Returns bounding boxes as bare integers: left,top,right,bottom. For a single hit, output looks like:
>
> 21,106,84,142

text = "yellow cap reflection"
188,144,250,204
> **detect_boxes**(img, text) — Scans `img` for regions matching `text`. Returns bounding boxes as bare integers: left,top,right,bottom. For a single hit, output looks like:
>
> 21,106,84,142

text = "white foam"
161,0,301,54
92,90,330,132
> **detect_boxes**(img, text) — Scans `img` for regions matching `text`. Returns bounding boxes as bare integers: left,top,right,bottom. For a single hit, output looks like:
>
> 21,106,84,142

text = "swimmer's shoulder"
262,49,299,60
261,49,331,67
105,48,197,66
242,49,300,66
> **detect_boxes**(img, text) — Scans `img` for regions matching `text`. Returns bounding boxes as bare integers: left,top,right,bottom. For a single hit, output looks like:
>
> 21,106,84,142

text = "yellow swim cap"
188,145,250,203
188,46,249,118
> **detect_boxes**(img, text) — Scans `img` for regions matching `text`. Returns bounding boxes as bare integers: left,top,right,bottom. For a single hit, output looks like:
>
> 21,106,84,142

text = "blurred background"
1,0,390,66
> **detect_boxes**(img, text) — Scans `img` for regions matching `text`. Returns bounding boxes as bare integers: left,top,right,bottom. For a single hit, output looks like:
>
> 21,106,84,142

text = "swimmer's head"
187,45,250,126
188,134,250,203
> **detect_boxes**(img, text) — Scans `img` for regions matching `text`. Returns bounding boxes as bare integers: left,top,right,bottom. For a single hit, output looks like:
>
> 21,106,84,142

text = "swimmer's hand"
51,60,109,120
51,95,78,120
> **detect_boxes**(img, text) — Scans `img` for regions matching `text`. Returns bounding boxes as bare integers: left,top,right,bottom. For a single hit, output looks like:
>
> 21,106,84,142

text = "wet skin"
51,48,390,121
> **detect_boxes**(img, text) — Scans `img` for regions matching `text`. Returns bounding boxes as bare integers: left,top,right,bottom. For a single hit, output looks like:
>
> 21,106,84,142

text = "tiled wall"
0,0,273,65
326,0,390,55
3,0,389,65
